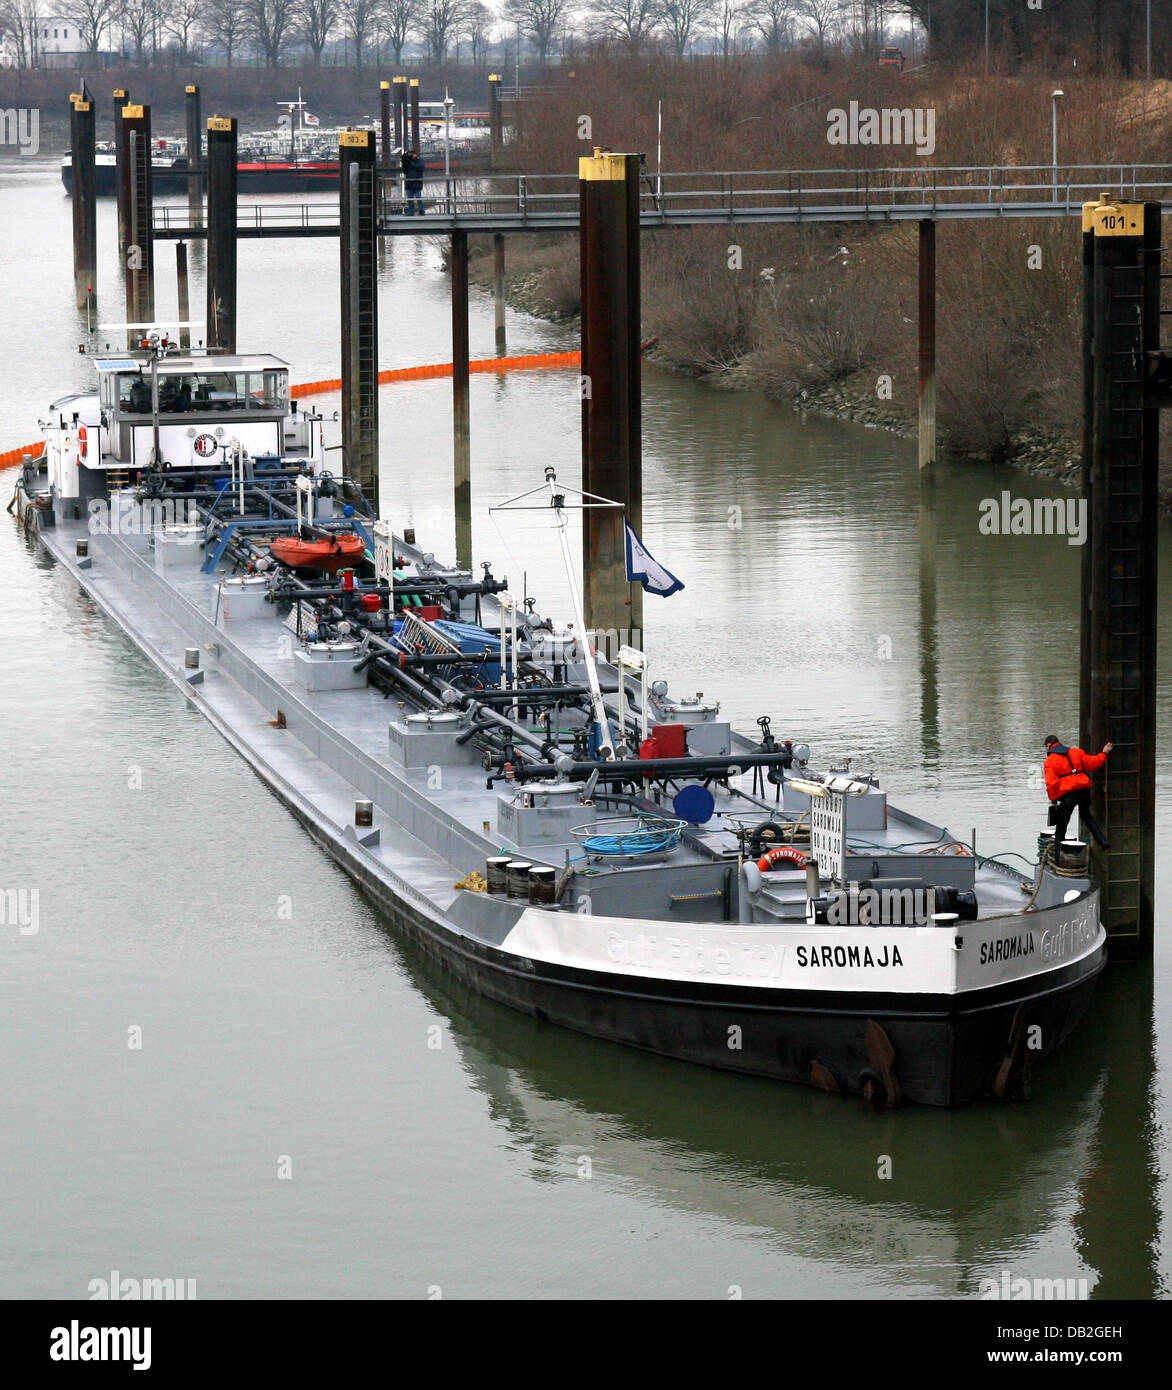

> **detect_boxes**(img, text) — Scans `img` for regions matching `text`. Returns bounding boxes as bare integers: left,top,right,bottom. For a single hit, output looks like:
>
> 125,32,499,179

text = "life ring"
757,845,808,872
77,425,87,462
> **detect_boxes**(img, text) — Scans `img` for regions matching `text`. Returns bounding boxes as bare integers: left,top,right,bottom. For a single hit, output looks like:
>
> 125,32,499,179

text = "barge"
11,339,1106,1107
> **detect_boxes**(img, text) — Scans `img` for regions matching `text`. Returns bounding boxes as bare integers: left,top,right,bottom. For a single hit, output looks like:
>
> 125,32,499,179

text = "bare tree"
502,0,566,65
747,0,792,52
340,0,379,63
379,0,418,62
244,0,296,65
660,0,710,55
462,0,491,63
707,0,747,56
300,0,338,60
60,0,121,52
199,0,247,64
423,0,467,63
795,0,838,53
0,0,43,65
587,0,662,50
120,0,156,59
164,0,203,60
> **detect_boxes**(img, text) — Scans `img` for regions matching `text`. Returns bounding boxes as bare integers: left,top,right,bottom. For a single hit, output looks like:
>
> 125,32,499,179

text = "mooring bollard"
355,800,374,827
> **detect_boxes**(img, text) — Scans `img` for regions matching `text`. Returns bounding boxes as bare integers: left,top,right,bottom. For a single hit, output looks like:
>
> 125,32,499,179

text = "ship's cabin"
93,352,308,470
41,347,323,509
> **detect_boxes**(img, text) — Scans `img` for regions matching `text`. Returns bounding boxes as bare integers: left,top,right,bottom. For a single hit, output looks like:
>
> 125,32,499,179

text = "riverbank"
469,234,1089,497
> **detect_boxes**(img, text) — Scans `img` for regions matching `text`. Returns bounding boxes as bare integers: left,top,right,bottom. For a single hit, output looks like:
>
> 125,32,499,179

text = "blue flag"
625,522,684,597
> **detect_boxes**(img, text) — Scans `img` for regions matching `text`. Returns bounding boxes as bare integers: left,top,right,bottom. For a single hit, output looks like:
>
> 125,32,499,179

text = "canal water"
0,159,1167,1300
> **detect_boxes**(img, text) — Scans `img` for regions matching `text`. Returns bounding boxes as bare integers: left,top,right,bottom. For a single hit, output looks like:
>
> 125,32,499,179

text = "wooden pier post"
451,229,472,569
113,91,130,263
176,242,190,350
69,91,96,315
340,130,380,513
409,79,421,153
379,80,392,169
579,150,643,648
184,84,202,224
122,103,154,335
1081,199,1159,961
493,233,506,354
917,218,937,471
393,76,406,152
206,116,238,354
488,74,502,169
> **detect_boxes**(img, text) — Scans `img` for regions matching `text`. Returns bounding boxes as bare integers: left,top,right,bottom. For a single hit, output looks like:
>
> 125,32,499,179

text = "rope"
581,828,681,856
1017,843,1088,913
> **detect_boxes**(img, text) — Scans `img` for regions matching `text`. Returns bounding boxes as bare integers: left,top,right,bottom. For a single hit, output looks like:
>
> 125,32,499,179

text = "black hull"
293,797,1105,1108
63,154,490,198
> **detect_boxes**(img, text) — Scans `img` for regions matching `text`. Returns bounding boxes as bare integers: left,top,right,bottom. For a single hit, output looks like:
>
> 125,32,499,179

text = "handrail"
149,163,1172,236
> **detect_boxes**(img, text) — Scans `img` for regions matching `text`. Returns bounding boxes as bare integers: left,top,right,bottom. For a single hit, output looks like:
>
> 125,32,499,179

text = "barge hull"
17,499,1106,1107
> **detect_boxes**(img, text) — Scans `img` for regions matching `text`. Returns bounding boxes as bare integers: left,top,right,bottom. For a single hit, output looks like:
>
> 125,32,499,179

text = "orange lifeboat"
270,534,366,572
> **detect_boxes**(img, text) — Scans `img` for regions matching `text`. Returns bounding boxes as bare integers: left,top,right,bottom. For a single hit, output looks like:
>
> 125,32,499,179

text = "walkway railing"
150,163,1172,238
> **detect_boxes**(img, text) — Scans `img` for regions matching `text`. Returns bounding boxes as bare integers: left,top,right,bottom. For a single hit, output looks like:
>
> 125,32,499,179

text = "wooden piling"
579,150,643,647
113,92,130,263
69,91,97,315
206,116,238,354
1081,198,1159,961
917,218,936,471
122,103,154,335
451,229,472,569
409,79,421,153
488,74,502,169
184,84,202,224
493,232,506,355
379,81,393,170
176,242,190,349
340,130,380,513
393,76,406,152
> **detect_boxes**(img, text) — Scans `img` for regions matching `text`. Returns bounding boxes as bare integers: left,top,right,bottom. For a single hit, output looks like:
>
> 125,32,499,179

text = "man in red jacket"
1044,734,1113,850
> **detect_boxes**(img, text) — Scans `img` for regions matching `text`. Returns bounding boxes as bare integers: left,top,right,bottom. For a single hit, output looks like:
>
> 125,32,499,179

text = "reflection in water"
384,919,1159,1299
1073,964,1161,1299
918,471,940,768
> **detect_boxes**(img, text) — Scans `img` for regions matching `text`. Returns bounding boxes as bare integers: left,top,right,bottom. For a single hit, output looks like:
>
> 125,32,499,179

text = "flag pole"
548,469,615,758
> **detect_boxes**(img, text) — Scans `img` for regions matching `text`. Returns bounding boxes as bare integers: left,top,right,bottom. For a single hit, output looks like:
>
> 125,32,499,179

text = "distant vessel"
11,335,1106,1108
62,100,492,196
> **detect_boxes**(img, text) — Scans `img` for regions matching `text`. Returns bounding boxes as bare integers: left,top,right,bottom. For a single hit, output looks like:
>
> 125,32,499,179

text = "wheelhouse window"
116,369,289,415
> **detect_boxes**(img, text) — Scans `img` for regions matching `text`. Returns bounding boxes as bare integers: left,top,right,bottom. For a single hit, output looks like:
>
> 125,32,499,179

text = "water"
0,159,1167,1300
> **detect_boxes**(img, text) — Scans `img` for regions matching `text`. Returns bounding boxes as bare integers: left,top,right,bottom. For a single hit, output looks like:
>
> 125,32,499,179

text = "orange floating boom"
290,350,582,400
0,442,45,470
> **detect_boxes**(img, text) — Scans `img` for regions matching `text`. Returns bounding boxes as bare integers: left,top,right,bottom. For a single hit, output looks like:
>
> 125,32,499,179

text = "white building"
38,16,115,68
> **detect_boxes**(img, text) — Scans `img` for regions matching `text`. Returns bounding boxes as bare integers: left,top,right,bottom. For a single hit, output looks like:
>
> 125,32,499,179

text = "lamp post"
443,90,454,214
1051,89,1064,203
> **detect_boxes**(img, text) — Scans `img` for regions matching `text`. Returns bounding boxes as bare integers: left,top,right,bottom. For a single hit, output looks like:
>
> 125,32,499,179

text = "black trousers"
1052,788,1108,848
